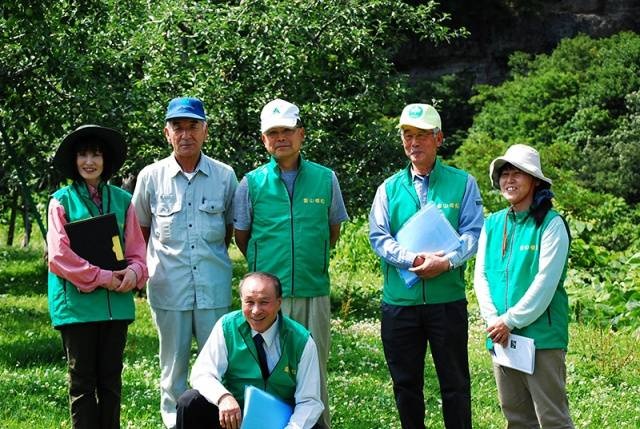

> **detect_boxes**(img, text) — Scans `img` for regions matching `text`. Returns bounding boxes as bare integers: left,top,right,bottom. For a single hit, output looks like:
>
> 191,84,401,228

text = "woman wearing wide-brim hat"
473,144,574,427
47,124,148,429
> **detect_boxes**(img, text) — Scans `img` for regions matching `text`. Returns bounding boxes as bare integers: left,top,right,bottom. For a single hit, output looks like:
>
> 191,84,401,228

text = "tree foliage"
453,32,640,331
0,0,465,226
0,0,150,239
4,2,637,331
466,32,640,203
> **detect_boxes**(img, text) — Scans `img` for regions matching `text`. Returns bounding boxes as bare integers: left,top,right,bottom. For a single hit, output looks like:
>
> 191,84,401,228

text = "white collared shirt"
190,315,324,429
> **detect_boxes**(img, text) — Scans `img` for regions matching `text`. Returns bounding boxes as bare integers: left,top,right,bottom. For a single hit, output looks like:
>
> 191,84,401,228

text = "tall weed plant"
330,215,382,320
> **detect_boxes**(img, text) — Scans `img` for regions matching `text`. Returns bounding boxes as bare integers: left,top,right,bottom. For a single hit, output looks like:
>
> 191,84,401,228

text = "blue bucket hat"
165,97,206,121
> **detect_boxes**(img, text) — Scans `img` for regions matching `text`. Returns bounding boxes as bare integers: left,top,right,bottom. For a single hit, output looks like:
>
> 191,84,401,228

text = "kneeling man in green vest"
176,272,324,429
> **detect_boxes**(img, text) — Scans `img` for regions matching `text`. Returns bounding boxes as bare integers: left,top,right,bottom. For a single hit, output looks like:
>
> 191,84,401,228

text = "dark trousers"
60,320,129,429
381,300,472,429
176,389,221,429
176,389,322,429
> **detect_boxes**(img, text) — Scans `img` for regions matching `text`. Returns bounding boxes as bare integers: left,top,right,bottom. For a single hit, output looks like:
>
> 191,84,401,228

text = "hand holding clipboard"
394,202,462,287
64,212,127,271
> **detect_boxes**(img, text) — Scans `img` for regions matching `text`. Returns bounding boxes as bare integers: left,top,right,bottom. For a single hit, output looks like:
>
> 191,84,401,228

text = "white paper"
491,333,536,375
394,202,462,287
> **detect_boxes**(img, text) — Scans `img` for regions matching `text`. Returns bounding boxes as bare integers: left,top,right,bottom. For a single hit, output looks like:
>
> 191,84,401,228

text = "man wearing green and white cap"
369,103,483,428
233,98,349,429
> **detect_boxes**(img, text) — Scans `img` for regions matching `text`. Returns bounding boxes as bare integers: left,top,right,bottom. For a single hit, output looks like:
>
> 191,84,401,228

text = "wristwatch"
448,259,454,271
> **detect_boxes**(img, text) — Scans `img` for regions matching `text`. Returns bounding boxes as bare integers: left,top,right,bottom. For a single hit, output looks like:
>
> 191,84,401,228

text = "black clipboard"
64,212,127,270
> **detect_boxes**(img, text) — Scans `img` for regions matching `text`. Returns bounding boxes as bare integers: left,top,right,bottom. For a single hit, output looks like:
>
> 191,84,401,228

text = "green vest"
221,310,310,408
246,157,333,297
48,181,136,328
483,208,569,349
382,159,468,305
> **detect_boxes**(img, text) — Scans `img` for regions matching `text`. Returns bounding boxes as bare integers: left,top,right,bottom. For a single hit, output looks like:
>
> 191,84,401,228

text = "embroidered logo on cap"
408,105,424,118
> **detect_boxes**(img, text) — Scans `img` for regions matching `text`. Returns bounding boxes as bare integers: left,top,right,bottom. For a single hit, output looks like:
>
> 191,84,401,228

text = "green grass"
1,246,639,428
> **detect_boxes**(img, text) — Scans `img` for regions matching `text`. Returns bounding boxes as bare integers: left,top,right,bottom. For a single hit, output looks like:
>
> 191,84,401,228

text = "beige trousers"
281,295,331,429
493,348,574,429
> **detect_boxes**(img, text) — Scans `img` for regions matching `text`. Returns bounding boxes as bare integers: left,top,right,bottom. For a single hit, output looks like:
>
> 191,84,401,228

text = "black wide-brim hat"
53,125,127,179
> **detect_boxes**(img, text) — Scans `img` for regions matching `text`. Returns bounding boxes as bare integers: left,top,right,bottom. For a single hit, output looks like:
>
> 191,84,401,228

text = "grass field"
1,244,639,428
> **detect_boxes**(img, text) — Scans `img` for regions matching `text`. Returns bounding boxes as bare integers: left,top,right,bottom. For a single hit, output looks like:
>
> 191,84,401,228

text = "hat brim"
53,125,126,179
489,157,552,189
261,118,299,134
165,112,206,121
398,119,440,131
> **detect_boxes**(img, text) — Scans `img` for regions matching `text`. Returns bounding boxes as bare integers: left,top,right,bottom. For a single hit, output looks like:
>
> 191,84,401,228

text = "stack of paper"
394,202,462,287
491,334,536,375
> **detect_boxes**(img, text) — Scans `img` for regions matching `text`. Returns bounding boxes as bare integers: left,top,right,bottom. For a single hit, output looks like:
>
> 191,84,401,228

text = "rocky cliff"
397,0,640,85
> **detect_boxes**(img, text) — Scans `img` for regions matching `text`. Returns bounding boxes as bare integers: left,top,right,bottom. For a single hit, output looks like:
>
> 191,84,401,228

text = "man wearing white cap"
369,103,483,428
233,98,349,428
474,144,574,428
132,97,238,428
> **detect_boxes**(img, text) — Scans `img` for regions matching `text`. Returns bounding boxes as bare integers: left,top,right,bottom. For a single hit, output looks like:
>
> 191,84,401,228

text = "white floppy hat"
398,103,442,131
260,99,300,133
489,144,552,189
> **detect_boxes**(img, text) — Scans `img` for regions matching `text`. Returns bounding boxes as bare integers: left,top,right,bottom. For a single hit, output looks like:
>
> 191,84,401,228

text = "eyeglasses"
265,127,299,139
401,131,434,143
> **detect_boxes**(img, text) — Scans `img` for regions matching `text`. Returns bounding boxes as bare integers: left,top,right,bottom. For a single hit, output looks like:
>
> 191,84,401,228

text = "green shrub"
467,32,640,204
454,32,640,332
330,216,382,320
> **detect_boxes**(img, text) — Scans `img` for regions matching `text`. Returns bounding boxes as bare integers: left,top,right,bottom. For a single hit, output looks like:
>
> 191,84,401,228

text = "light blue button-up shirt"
369,168,484,270
133,153,237,310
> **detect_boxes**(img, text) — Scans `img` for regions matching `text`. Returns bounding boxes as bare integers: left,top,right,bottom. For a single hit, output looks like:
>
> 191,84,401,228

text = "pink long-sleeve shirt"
47,199,148,293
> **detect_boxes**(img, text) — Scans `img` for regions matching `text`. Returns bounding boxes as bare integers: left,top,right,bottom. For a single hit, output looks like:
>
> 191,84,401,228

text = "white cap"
260,99,300,133
489,144,553,189
398,103,442,131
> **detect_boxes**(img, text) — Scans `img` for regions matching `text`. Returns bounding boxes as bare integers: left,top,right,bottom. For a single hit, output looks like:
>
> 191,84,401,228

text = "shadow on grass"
125,330,160,360
0,335,63,367
0,287,62,365
0,247,47,296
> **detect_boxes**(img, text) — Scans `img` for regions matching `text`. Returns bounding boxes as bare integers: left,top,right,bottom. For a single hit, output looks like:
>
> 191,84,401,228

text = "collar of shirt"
250,315,279,349
411,169,429,207
167,152,211,178
411,168,429,182
268,154,303,174
86,183,102,207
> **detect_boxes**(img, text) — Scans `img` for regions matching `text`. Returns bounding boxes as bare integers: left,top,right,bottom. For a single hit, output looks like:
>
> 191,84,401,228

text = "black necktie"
253,334,269,380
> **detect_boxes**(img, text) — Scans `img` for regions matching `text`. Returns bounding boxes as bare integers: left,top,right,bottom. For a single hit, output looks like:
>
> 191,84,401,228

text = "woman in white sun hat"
473,144,574,428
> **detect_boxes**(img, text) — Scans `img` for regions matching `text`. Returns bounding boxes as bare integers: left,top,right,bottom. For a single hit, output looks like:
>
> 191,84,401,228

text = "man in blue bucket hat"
132,97,238,428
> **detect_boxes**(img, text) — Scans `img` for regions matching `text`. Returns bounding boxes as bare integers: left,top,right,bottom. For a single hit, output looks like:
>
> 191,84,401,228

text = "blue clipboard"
241,385,293,429
394,202,462,287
